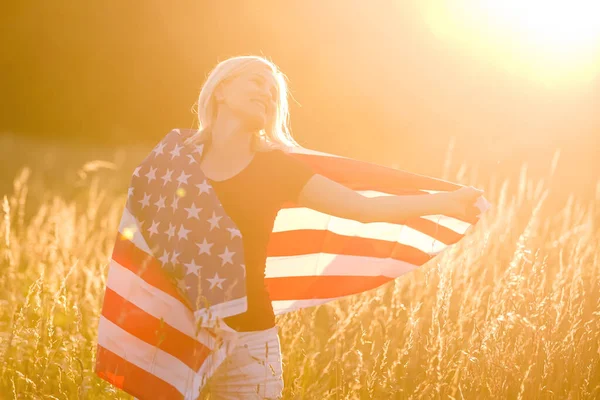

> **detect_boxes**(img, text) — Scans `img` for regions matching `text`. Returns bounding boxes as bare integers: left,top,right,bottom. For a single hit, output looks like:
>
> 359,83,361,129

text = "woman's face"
217,65,278,131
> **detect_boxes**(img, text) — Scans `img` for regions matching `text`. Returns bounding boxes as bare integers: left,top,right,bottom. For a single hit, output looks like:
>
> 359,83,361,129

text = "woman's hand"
444,186,485,220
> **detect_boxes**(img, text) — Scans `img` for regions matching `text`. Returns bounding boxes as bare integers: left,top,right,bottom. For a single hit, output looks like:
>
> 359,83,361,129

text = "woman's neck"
210,110,258,154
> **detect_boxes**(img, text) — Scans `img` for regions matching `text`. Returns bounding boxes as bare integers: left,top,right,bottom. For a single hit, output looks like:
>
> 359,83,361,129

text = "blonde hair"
184,55,298,151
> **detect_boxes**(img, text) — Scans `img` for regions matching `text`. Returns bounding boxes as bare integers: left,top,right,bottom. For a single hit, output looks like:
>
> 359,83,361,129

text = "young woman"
185,55,483,399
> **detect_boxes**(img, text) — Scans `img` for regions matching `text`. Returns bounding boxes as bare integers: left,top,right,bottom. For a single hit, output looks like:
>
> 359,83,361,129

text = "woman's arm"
296,174,483,224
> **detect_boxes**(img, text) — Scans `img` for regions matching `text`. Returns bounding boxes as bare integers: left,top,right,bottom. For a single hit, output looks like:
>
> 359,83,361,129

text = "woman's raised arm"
296,174,483,224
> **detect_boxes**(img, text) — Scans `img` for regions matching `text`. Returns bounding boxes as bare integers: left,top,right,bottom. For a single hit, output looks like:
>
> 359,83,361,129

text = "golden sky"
420,1,600,87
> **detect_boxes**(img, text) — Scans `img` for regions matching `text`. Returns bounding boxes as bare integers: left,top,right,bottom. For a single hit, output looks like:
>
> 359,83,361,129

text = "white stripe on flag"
107,260,246,345
193,297,248,329
97,316,194,395
265,253,418,278
98,316,229,400
107,260,197,335
273,208,447,255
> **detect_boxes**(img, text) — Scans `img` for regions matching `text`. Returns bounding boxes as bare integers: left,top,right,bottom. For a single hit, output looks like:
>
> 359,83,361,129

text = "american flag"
95,128,490,399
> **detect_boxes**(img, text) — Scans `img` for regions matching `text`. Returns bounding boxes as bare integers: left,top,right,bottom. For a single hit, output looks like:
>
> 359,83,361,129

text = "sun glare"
422,1,600,86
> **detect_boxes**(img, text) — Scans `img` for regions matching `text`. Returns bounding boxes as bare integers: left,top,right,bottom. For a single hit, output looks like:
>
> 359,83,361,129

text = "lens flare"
421,0,600,86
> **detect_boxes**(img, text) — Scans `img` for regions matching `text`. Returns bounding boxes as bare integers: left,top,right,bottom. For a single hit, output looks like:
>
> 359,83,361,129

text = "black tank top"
208,149,315,332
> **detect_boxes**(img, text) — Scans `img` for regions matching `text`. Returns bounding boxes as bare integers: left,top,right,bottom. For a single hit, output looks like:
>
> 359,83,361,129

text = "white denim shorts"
204,326,284,400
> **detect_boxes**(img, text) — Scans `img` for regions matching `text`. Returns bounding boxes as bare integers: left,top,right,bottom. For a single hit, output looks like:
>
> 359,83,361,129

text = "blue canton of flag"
126,128,247,315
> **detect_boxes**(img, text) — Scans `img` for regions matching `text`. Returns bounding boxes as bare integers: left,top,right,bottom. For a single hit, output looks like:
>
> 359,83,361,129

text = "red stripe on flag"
265,275,394,300
95,345,183,400
101,288,211,371
111,234,191,308
268,230,433,265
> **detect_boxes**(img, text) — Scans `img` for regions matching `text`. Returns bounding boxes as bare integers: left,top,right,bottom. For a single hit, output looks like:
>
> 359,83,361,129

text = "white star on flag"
218,246,235,266
133,166,142,177
128,187,134,198
170,144,183,159
176,170,191,186
196,180,211,195
165,223,176,241
154,195,166,211
158,249,170,265
184,258,201,276
226,227,242,239
139,193,151,209
170,251,180,264
196,238,213,255
208,212,222,231
161,169,173,186
207,273,226,290
171,196,180,211
153,141,166,157
147,220,160,237
145,166,157,183
184,203,202,220
177,224,191,240
187,154,197,165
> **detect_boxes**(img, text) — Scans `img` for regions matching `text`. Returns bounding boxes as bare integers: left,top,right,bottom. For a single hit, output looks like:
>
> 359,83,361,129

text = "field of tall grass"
0,136,599,399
